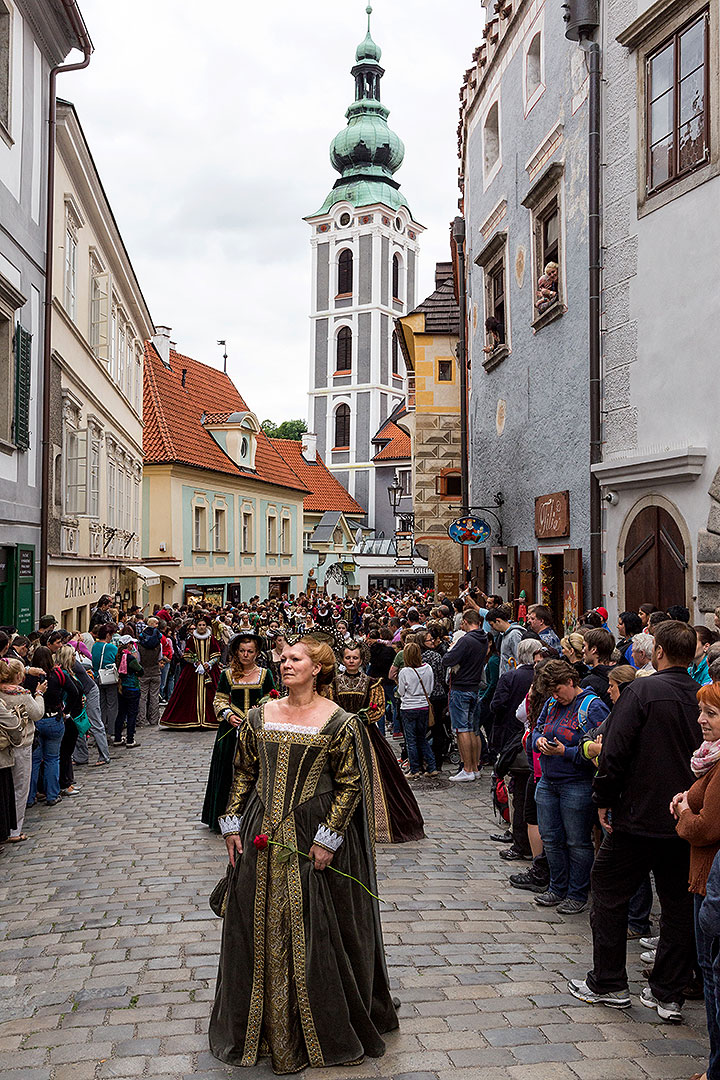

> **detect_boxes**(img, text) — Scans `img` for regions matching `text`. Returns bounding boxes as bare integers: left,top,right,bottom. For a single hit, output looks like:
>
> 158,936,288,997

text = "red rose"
269,690,280,699
369,704,380,713
253,834,269,850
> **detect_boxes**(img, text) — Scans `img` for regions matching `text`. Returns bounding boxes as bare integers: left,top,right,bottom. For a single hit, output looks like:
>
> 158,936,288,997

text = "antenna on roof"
217,340,228,373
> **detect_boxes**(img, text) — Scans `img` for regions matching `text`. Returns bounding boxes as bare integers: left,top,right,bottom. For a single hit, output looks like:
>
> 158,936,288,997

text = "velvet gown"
330,672,425,844
159,632,222,729
209,705,398,1075
201,665,275,832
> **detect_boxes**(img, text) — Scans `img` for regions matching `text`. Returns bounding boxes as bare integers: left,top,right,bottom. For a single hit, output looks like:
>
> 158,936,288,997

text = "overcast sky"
64,0,480,423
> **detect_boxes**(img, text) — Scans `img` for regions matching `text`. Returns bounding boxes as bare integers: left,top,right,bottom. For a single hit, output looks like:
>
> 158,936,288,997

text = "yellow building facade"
396,262,464,592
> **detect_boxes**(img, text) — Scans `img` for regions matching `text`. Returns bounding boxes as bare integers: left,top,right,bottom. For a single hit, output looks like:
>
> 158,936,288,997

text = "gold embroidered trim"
285,815,324,1067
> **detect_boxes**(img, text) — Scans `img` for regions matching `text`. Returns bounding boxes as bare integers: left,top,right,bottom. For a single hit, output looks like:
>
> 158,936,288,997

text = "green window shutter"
13,323,32,451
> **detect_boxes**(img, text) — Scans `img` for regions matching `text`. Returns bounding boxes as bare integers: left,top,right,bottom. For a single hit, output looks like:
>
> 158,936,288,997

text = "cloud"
65,0,481,420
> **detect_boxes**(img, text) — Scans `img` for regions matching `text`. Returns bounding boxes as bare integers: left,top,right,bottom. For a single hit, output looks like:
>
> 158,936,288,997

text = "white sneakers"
448,769,476,782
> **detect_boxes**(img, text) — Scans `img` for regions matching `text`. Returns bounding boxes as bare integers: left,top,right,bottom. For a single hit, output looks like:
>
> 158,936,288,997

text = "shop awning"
123,564,161,588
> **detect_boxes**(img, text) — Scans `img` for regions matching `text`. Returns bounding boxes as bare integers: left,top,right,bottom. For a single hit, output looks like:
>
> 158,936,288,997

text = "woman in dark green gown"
201,634,275,832
209,635,397,1074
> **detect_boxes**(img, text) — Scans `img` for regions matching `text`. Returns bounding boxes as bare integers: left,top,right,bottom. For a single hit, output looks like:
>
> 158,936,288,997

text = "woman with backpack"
397,641,437,779
28,645,83,806
114,636,144,748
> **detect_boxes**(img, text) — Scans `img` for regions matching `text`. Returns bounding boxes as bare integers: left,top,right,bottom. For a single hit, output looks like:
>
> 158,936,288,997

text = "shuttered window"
13,324,32,451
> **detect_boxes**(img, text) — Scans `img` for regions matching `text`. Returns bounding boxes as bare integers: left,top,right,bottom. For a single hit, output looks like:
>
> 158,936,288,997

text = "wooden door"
518,550,536,606
622,506,687,613
470,547,486,591
563,548,583,634
507,546,519,606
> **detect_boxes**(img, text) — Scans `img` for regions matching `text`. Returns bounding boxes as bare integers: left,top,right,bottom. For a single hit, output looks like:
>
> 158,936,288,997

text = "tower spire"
311,3,409,215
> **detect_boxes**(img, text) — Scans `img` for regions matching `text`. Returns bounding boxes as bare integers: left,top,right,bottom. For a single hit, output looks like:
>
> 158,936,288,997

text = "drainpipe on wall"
39,2,93,614
452,216,470,585
584,39,603,608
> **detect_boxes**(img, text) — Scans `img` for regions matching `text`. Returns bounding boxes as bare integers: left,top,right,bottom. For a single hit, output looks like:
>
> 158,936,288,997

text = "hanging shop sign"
535,491,570,539
448,517,492,546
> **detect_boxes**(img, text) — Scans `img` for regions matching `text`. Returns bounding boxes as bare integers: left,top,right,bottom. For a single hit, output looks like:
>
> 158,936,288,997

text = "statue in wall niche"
535,261,559,313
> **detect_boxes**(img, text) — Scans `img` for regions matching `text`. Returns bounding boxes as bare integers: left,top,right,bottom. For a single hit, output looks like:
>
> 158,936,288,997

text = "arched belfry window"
336,327,352,372
392,253,403,301
334,404,351,448
337,249,353,296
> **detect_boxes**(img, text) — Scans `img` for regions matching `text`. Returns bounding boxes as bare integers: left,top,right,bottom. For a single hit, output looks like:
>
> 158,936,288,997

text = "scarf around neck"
691,739,720,777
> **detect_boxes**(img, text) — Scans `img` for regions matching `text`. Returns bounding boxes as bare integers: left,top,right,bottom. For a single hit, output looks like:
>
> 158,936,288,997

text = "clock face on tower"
339,212,351,227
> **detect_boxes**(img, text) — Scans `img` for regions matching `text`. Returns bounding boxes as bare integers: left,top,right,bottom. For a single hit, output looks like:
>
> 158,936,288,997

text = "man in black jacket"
580,628,615,708
568,620,701,1021
441,610,488,782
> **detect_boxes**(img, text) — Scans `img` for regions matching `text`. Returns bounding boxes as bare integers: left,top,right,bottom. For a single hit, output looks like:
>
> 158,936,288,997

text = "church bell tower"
305,5,423,531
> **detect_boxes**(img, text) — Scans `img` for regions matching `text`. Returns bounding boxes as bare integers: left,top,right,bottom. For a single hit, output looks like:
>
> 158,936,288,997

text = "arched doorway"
621,505,688,613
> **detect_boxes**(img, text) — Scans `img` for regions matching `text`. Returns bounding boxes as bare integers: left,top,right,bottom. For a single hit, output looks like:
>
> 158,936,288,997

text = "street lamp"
387,471,403,515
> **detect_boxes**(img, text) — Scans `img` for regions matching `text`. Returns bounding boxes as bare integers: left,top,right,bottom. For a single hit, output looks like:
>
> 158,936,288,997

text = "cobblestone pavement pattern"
0,727,709,1080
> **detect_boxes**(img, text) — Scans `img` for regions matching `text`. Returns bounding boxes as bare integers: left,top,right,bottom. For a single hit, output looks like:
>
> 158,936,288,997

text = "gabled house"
142,329,308,605
270,434,367,594
371,402,413,532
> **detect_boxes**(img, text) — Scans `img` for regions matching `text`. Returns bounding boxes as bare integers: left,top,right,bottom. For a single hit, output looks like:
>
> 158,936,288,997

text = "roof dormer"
202,410,261,471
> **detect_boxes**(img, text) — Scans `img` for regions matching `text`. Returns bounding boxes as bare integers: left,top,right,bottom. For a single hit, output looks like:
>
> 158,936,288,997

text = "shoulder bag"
97,643,119,686
415,669,435,728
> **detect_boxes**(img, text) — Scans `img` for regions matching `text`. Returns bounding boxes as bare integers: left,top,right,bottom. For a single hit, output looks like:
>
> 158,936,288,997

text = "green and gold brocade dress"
209,705,398,1075
201,665,276,833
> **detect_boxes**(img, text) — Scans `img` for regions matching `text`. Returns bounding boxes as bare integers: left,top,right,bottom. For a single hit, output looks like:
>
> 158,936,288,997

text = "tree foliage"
261,418,308,441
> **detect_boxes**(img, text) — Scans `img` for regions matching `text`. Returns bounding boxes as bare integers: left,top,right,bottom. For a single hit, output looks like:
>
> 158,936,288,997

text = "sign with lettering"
535,491,570,539
436,573,462,597
18,548,34,578
0,548,8,584
64,574,99,599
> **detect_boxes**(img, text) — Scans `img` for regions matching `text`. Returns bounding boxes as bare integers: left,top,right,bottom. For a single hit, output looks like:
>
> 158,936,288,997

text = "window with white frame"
117,319,126,390
242,509,254,553
397,468,412,497
65,427,87,515
64,220,78,321
117,467,125,529
124,468,132,530
193,504,208,550
267,513,278,554
213,505,227,551
110,303,117,380
88,432,100,518
483,100,501,182
280,516,291,554
133,477,140,535
134,347,142,413
107,458,116,527
89,260,110,359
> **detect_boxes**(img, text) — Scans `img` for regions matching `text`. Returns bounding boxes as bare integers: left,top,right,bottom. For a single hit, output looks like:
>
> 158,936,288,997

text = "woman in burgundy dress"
330,640,425,843
159,616,222,729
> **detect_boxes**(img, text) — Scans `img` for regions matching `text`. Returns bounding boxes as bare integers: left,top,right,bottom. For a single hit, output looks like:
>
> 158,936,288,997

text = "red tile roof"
372,418,411,462
270,439,365,515
143,343,308,493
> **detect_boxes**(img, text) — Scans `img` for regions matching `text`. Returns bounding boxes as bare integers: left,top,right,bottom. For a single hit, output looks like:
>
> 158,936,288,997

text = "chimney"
301,432,317,462
152,325,172,366
435,261,454,289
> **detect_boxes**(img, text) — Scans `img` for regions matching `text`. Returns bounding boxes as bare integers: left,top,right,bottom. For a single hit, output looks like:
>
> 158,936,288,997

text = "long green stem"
265,839,383,903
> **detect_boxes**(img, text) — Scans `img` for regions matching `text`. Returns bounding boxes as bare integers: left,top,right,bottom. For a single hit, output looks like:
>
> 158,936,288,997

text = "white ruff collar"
194,630,211,640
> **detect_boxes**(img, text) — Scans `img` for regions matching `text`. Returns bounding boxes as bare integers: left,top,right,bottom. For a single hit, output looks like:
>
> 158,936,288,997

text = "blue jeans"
535,777,595,901
29,715,65,804
401,708,436,775
448,688,478,733
160,663,172,698
696,892,720,1080
116,688,140,743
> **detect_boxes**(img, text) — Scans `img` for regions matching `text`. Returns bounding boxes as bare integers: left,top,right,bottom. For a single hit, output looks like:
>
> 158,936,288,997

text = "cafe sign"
535,491,570,539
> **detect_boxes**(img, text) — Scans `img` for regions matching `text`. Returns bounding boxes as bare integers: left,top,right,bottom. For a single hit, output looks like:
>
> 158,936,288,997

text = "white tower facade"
305,8,423,531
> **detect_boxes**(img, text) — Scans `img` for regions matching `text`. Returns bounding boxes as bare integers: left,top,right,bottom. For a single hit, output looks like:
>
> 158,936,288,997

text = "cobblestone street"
0,727,710,1080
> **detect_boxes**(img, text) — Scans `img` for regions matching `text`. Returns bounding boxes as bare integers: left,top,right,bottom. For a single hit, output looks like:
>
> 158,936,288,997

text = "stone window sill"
482,344,509,371
532,300,566,333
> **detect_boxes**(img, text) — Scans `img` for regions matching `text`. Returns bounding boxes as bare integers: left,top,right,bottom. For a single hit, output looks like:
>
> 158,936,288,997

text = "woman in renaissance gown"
159,616,221,729
209,636,398,1075
329,641,425,844
202,633,275,833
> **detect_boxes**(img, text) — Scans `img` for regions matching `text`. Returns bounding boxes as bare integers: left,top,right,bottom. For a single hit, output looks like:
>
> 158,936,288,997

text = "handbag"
209,862,233,918
415,670,435,728
71,703,91,737
97,643,119,686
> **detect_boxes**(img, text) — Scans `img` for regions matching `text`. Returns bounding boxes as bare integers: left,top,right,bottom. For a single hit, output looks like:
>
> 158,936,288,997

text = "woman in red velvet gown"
159,616,221,729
